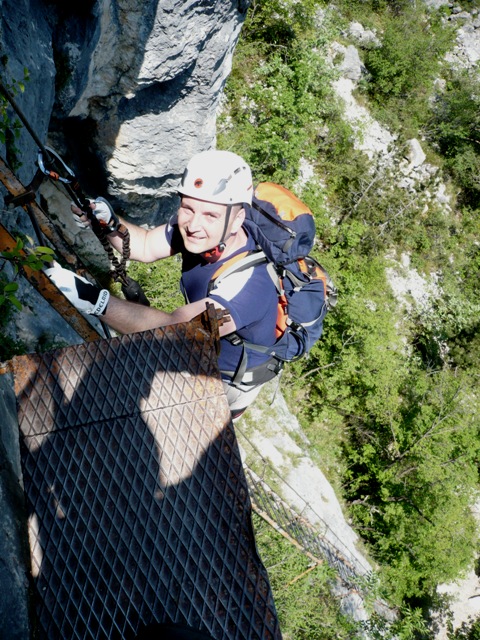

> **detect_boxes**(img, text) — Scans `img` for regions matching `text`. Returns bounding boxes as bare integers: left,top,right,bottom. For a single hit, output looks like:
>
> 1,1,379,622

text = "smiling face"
177,196,244,255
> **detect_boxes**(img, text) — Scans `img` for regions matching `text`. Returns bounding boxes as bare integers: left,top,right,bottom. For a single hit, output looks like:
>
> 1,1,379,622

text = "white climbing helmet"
178,150,253,205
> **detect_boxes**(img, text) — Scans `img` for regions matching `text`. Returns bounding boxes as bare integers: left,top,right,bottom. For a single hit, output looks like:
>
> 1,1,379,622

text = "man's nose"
187,211,203,232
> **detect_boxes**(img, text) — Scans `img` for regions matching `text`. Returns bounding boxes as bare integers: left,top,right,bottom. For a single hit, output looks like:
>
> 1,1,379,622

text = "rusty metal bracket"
3,167,45,208
0,157,92,276
203,303,231,355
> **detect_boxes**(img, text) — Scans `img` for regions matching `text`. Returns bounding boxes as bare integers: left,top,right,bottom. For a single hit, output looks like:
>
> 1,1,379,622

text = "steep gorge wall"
1,0,249,223
0,3,249,637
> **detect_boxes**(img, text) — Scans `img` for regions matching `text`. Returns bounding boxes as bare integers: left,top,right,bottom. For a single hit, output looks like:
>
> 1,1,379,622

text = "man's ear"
230,207,245,233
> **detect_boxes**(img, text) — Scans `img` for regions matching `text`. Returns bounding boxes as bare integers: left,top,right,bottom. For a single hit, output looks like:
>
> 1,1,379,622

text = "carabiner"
37,147,75,185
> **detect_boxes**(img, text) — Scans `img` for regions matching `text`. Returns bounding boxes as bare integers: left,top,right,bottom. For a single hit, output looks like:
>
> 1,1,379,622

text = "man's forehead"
180,196,228,215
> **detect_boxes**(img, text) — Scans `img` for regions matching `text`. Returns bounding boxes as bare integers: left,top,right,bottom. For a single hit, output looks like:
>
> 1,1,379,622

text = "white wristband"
90,289,110,316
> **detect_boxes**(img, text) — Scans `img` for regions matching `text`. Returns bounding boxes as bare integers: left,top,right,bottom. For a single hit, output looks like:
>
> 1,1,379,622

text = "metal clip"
37,147,75,185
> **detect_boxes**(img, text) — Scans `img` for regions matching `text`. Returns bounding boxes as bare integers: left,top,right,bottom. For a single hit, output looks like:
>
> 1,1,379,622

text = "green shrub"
357,4,454,136
252,514,365,639
126,255,184,312
366,12,441,98
218,0,342,186
425,68,480,207
448,617,480,639
218,0,480,617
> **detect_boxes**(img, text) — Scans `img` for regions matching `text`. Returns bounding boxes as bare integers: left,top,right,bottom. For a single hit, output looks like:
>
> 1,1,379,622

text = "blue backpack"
210,182,337,382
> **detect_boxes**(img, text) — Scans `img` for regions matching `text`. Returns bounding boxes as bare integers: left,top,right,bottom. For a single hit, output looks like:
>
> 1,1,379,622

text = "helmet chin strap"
201,205,233,262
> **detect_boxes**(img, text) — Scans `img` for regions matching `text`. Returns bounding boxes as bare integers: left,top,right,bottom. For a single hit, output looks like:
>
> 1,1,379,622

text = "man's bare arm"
103,296,236,337
72,202,174,262
107,220,173,262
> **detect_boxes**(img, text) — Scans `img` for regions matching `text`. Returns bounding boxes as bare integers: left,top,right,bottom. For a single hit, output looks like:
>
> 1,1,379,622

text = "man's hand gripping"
72,197,120,234
44,264,110,316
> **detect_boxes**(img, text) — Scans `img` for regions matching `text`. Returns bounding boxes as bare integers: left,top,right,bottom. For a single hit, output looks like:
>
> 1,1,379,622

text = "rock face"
0,374,32,640
0,2,250,636
1,0,249,225
55,0,250,225
0,0,56,186
0,0,251,363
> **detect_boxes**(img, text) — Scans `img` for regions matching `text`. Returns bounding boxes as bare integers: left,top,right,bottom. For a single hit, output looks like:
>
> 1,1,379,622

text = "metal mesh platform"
11,309,281,639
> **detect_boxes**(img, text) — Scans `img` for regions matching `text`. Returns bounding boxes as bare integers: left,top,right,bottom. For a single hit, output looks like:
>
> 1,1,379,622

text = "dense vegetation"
251,513,367,639
218,0,480,637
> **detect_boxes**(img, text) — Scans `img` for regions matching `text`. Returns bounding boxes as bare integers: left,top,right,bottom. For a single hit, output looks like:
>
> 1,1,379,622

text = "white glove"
72,197,120,233
44,264,110,315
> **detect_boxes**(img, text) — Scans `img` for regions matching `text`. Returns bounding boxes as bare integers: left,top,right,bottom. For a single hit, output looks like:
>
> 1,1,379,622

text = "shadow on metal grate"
10,308,282,640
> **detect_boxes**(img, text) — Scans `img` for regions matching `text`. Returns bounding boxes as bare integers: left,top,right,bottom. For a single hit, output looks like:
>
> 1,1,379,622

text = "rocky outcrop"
0,374,32,640
52,0,250,224
0,0,56,186
1,0,249,225
236,383,375,623
0,0,251,359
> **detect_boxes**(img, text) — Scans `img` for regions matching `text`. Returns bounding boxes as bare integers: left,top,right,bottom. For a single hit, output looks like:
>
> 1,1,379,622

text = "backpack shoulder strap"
208,250,270,292
208,249,286,387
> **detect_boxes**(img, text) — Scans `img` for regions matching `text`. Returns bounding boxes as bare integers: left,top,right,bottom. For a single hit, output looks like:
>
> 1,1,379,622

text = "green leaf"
35,246,55,255
3,282,19,293
8,295,22,310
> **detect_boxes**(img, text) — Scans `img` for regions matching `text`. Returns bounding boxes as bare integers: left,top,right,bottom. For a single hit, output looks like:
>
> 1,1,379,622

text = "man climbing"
46,150,280,418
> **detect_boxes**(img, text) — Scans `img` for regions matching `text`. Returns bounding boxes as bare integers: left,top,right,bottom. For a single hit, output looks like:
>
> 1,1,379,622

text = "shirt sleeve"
164,215,183,254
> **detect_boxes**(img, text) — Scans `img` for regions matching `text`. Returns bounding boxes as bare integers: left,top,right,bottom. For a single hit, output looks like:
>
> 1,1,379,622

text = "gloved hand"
72,197,120,233
44,264,110,316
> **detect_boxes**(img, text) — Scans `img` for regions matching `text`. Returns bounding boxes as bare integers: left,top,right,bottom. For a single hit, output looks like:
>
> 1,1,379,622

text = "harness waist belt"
222,356,283,387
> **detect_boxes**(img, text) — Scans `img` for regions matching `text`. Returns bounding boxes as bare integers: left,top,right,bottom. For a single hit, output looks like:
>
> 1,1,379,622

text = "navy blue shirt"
169,223,278,377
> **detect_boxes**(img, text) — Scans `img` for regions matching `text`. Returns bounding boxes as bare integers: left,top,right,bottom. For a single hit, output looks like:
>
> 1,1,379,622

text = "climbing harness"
0,78,149,306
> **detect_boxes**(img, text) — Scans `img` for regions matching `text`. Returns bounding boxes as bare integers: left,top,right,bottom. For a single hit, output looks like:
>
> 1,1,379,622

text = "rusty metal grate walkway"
10,308,281,640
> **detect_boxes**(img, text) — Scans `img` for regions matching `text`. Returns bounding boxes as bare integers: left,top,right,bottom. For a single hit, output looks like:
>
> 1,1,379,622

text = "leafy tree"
360,4,454,135
251,514,365,639
448,617,480,640
335,0,415,19
218,0,343,186
340,363,479,603
426,68,480,208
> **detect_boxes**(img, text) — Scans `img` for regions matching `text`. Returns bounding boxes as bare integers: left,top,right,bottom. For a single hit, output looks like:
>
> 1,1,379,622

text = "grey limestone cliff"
1,0,249,222
0,2,249,636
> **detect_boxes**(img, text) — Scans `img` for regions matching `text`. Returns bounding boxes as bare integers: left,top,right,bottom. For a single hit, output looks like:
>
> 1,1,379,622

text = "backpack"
210,182,337,385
